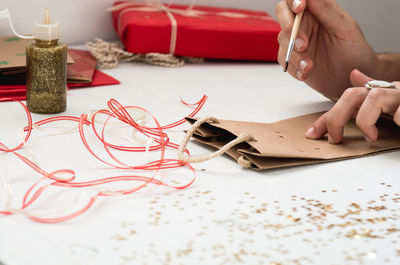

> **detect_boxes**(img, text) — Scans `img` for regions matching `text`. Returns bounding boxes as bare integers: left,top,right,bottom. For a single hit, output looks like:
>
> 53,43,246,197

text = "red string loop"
0,96,207,223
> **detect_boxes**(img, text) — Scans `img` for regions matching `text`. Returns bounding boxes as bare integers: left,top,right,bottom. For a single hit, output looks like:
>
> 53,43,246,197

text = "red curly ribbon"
0,95,207,223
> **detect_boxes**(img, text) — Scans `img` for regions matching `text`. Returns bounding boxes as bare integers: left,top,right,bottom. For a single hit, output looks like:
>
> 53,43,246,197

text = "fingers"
276,1,295,33
276,1,309,53
306,87,369,143
278,46,313,81
305,113,328,139
394,106,400,126
306,87,400,144
356,88,400,142
276,1,312,77
285,0,306,13
325,88,368,143
350,69,373,87
277,32,313,80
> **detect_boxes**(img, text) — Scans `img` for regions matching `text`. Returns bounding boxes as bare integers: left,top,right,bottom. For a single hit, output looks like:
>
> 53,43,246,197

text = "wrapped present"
111,1,280,61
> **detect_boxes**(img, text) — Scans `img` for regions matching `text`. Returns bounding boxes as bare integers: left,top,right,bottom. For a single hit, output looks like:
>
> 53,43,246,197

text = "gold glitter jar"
26,9,67,114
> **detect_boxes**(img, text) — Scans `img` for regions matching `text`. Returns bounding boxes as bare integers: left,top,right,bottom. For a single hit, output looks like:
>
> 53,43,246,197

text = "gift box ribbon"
109,0,274,55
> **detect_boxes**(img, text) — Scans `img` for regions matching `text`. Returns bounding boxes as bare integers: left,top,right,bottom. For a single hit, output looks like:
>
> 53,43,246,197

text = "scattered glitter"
287,215,301,222
368,206,387,211
103,181,400,264
387,228,400,234
111,234,127,241
345,229,380,239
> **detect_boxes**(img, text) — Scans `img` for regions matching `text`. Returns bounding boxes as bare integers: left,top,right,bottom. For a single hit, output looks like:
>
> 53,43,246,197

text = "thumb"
306,0,356,34
349,69,373,87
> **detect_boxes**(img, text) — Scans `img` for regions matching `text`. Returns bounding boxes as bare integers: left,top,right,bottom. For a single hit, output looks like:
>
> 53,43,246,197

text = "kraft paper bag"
0,36,74,72
66,49,97,83
184,112,400,170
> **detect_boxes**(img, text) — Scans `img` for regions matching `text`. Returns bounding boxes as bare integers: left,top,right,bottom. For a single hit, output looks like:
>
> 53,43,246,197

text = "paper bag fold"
186,112,400,170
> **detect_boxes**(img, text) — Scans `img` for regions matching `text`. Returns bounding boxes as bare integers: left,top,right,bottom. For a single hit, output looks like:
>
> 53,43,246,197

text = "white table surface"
0,55,399,265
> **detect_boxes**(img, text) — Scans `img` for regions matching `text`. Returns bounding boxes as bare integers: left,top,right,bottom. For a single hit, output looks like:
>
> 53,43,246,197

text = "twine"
177,116,254,168
86,38,203,68
237,155,252,168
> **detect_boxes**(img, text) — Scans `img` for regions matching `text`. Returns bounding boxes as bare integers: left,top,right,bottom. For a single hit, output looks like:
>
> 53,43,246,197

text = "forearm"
375,53,400,81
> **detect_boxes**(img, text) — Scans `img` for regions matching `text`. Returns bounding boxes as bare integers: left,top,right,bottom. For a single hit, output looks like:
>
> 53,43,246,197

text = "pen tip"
283,62,288,72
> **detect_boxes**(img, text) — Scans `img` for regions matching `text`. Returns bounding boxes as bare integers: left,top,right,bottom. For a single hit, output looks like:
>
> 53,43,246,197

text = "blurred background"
0,0,399,53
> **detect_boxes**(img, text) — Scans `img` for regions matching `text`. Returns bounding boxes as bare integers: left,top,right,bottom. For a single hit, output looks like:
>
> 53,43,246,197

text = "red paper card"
68,69,120,89
0,69,120,101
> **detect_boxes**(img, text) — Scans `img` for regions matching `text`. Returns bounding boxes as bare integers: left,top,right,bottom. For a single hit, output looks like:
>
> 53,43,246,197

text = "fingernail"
364,136,372,143
296,71,302,80
299,59,308,71
295,37,304,50
328,134,334,144
292,0,301,10
305,127,315,138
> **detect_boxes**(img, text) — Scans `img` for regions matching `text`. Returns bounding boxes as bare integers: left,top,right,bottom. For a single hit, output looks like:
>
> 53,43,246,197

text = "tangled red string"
0,95,207,223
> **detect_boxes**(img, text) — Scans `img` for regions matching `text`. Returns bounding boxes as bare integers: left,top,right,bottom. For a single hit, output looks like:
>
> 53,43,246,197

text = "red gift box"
111,1,280,61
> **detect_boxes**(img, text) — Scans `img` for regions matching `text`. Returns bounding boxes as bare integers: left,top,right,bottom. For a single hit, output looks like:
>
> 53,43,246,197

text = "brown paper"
0,49,96,85
186,112,400,170
0,35,95,85
66,49,97,83
0,36,73,71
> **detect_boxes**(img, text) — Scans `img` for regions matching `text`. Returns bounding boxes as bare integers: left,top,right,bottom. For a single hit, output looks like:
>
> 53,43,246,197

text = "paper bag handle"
177,116,254,166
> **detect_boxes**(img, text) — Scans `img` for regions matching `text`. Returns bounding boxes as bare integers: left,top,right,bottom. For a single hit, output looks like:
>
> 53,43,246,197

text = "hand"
275,0,379,99
305,69,400,143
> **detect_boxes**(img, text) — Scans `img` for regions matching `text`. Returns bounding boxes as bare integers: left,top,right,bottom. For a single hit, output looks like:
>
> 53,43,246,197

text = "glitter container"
26,8,67,114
